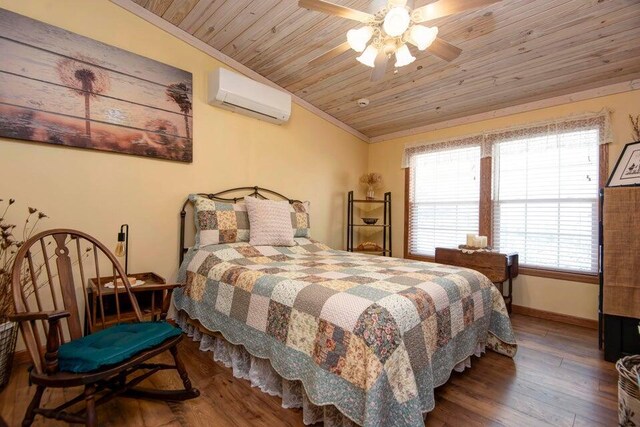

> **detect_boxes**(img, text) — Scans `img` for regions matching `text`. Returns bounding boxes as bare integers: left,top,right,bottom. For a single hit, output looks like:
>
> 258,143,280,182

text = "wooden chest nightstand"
86,272,179,331
435,248,518,313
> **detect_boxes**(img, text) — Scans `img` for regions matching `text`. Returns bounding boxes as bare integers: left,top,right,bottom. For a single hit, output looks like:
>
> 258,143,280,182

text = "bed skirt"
173,310,486,426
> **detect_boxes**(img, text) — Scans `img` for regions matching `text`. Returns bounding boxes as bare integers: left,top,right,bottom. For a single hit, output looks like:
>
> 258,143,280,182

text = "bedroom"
0,0,639,426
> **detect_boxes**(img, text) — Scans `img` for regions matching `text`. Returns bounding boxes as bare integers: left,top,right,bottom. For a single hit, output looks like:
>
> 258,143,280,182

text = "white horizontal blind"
409,146,480,257
492,128,600,273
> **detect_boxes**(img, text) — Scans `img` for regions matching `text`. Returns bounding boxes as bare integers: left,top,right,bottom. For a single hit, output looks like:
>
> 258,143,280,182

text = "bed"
170,187,517,427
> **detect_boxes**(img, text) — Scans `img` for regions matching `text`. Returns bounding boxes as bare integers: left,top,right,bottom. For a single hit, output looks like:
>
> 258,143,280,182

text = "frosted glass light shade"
409,25,439,50
383,7,410,37
394,44,415,67
347,26,374,52
356,45,378,67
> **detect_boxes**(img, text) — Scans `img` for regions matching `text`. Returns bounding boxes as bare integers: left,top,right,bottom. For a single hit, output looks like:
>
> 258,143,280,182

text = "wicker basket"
617,355,640,427
0,321,17,391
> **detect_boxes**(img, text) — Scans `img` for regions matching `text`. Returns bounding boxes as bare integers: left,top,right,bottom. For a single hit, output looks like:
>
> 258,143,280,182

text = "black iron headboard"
179,186,301,266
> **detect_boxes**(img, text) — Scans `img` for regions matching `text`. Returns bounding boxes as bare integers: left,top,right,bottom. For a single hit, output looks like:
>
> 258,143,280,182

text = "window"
403,114,608,280
492,129,600,273
408,146,480,256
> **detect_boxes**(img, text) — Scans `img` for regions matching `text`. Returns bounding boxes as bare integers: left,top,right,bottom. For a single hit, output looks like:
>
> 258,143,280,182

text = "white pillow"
245,197,296,246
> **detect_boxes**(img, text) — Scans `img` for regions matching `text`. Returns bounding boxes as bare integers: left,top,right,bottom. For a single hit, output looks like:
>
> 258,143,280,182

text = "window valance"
401,110,612,168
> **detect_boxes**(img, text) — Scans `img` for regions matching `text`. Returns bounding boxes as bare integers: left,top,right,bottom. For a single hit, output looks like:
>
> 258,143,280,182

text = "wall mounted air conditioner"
208,68,291,124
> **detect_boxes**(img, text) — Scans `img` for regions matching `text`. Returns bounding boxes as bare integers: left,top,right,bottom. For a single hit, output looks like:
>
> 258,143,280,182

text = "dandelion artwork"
0,9,193,162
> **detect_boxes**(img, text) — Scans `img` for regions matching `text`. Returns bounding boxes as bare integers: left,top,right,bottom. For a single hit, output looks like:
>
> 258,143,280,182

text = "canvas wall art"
0,8,193,162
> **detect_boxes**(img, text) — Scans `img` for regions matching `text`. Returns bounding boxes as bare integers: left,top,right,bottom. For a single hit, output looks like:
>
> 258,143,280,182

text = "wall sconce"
115,224,129,274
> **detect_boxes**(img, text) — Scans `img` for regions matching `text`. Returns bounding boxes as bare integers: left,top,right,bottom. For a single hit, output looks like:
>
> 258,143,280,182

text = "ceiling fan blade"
370,51,389,82
368,0,388,14
298,0,374,23
308,41,351,66
413,0,501,23
427,37,462,61
413,0,439,7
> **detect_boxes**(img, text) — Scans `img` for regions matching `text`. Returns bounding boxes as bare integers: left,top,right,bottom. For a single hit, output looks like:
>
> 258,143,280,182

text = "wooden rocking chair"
10,229,199,426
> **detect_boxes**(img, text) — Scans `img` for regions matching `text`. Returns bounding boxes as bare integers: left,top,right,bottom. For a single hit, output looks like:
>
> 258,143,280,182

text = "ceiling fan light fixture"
347,26,374,52
394,44,415,67
409,25,439,50
383,6,410,37
356,45,379,67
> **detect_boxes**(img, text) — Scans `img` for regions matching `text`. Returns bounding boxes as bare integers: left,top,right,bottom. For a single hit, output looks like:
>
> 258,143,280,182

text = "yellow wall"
368,89,640,320
0,0,368,287
2,0,639,324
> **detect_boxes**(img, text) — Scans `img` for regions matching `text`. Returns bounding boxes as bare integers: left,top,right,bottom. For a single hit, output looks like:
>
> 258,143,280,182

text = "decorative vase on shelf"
360,172,383,201
366,185,375,200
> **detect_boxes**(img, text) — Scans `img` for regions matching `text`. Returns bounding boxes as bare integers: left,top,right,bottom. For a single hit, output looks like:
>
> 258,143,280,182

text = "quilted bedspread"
172,238,517,426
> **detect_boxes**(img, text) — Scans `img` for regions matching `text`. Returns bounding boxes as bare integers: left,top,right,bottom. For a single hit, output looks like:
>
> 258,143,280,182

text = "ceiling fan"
299,0,501,82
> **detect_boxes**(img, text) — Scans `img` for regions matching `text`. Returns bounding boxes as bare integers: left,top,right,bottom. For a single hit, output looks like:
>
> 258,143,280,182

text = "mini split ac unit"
208,68,291,124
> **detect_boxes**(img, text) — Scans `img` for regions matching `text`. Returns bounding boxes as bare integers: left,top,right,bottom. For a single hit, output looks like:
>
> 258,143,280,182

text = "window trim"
403,144,608,285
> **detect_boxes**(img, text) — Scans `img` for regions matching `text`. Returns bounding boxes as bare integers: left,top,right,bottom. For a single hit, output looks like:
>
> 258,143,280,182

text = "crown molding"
109,0,370,143
370,79,640,143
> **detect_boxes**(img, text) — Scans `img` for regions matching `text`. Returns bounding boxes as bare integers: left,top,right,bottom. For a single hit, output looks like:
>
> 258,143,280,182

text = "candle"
479,236,488,248
466,234,475,247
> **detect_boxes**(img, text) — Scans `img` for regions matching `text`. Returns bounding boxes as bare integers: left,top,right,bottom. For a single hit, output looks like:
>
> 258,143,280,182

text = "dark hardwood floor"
0,314,618,426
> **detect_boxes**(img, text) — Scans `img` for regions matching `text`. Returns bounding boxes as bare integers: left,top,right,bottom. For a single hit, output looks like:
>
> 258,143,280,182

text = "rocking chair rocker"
10,229,199,426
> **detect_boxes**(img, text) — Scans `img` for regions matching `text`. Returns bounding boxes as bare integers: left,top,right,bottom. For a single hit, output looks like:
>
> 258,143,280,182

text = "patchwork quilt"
172,238,517,426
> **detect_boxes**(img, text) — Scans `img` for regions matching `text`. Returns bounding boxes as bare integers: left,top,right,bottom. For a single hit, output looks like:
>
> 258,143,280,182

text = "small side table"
435,248,518,313
86,272,177,332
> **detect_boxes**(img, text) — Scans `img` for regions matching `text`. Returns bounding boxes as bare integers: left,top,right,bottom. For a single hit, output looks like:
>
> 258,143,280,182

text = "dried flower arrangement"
0,199,49,322
359,173,383,200
631,114,640,141
0,201,96,324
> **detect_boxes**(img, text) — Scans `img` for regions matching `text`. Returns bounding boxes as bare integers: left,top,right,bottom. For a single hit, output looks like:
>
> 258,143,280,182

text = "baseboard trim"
512,305,598,330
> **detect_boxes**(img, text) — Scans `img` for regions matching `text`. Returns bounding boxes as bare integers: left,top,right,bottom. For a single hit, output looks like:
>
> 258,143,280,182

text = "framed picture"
607,141,640,187
0,8,192,162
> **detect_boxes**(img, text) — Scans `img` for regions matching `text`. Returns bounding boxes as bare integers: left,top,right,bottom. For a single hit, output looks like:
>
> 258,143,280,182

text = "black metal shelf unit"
347,191,392,256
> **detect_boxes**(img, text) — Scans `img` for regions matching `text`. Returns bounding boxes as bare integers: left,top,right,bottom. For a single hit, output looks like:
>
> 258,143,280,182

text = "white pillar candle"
479,236,488,248
466,234,476,247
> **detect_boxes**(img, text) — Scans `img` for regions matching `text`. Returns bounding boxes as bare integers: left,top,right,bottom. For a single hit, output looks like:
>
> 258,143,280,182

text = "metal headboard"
179,186,301,266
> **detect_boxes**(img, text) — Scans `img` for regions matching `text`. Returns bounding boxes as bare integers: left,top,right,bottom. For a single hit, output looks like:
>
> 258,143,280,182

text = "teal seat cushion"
58,322,182,373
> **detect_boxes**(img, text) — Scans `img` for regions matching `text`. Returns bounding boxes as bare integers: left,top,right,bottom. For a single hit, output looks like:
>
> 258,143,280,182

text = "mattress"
172,238,517,426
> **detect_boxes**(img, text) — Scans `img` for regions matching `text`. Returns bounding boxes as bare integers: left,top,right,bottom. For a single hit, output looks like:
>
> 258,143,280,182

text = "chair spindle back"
11,229,142,374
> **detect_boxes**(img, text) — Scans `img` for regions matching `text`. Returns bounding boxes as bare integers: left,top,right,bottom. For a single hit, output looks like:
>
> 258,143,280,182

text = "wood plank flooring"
0,314,618,426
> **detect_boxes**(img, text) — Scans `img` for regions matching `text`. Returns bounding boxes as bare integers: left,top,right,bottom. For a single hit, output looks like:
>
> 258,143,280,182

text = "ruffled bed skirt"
174,311,487,426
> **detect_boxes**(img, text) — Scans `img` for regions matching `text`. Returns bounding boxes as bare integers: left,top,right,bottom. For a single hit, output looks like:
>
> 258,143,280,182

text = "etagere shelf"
347,191,392,256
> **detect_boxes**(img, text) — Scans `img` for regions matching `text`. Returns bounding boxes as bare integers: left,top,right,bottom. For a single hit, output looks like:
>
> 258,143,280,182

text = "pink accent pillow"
245,197,295,246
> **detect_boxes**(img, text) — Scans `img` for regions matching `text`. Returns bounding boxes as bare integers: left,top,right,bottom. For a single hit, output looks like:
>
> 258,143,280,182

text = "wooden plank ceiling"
133,0,640,139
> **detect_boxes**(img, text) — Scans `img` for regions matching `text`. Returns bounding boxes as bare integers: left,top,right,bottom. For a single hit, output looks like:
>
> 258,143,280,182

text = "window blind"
492,128,600,273
408,146,480,257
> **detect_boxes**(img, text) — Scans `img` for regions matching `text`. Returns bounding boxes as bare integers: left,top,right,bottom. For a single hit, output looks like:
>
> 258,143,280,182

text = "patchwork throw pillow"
290,201,311,238
190,194,250,247
245,196,295,246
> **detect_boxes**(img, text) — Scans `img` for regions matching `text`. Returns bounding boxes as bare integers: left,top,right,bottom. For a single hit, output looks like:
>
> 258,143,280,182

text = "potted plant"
0,199,47,390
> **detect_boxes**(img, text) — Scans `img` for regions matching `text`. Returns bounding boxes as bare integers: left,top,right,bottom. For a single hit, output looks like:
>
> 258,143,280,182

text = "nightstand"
86,272,180,331
435,248,518,313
